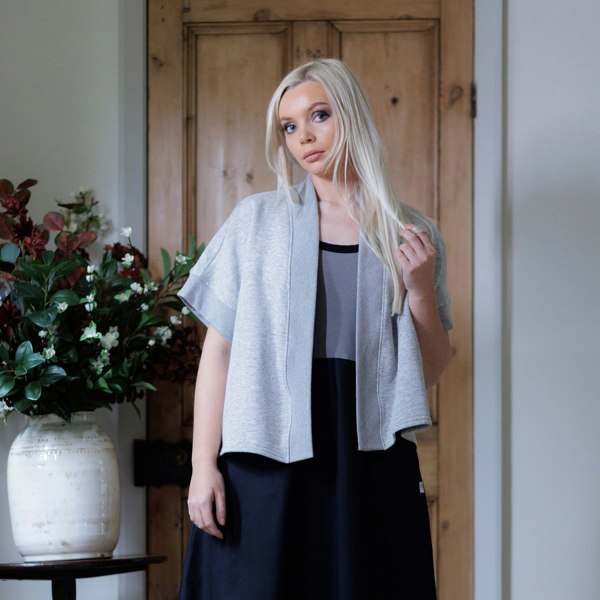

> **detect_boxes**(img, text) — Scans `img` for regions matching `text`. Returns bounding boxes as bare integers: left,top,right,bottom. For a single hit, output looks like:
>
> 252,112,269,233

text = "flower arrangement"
0,178,203,421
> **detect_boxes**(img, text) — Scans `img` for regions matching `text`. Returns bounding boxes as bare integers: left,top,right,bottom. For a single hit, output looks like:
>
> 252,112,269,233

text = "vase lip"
27,411,97,423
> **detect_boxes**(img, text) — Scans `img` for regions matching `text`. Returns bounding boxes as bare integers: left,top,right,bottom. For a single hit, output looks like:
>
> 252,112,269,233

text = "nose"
299,124,315,144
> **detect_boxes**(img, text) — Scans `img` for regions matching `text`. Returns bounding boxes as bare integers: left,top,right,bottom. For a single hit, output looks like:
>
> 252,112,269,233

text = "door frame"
473,0,506,599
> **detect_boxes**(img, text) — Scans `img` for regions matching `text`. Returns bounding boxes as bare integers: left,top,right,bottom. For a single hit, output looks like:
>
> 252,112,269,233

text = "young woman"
178,58,452,599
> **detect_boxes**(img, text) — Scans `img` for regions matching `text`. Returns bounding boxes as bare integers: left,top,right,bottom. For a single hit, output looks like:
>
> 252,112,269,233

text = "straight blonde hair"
265,59,432,314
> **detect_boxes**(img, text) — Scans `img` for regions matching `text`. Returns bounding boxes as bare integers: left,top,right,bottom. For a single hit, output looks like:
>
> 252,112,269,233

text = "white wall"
506,1,600,599
0,1,147,599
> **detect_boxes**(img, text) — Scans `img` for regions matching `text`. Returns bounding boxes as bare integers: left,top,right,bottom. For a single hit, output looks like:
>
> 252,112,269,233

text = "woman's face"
278,81,337,179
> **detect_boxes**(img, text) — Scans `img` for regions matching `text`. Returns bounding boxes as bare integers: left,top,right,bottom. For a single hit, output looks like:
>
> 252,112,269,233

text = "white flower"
130,282,143,294
0,401,14,423
87,265,95,274
91,349,110,374
181,306,190,316
115,291,131,303
83,292,96,312
90,358,105,374
86,274,94,282
147,338,156,347
56,302,69,313
144,281,159,293
42,346,56,360
100,326,120,350
169,315,182,326
121,253,135,268
120,226,132,238
155,325,173,345
139,303,149,312
38,330,48,338
81,321,102,341
175,253,190,265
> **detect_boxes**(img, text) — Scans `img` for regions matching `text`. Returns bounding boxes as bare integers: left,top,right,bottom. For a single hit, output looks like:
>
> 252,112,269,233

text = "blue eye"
313,110,329,122
283,123,296,134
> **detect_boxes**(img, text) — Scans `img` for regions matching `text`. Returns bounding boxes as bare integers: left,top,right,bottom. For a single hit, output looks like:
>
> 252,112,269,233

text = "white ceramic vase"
6,411,120,561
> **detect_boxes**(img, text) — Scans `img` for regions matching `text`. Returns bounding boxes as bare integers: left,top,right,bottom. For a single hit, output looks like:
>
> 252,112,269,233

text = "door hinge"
471,82,477,119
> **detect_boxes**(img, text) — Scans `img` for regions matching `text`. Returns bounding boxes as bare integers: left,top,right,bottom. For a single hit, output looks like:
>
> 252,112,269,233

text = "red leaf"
56,231,78,255
43,211,66,231
77,231,97,247
16,179,38,190
13,189,31,209
0,214,13,240
0,180,15,199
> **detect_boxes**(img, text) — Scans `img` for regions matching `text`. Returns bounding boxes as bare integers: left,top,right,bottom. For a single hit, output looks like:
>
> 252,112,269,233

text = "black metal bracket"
133,439,192,488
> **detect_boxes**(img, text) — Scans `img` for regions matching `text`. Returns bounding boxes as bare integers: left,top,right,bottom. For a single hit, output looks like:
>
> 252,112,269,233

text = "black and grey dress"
179,241,437,600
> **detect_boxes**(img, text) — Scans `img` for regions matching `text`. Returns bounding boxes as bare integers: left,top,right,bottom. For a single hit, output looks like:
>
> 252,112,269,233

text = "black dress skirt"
179,243,437,600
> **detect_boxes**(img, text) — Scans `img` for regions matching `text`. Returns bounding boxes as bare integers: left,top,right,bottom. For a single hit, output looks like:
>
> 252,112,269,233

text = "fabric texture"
179,241,437,599
178,176,452,462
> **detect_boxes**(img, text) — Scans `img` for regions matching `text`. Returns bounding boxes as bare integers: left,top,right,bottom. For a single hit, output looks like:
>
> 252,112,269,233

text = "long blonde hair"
265,58,430,314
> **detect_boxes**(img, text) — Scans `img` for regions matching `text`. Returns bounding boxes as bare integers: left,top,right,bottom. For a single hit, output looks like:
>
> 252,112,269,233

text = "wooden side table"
0,554,167,600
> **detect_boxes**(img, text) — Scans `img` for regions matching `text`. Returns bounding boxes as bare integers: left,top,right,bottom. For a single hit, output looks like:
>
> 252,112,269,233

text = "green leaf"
107,381,124,395
95,377,111,393
15,341,33,363
132,381,157,391
48,259,81,288
38,365,68,385
0,375,16,397
108,276,135,291
13,399,32,413
13,281,46,306
22,353,45,370
160,248,171,277
15,260,51,281
26,307,58,328
139,313,164,328
0,342,9,362
103,259,118,278
24,381,42,401
140,269,152,284
50,289,80,306
1,242,20,264
13,366,27,377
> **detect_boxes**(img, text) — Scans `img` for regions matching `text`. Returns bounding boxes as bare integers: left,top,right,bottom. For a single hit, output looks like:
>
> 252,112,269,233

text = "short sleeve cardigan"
178,176,452,463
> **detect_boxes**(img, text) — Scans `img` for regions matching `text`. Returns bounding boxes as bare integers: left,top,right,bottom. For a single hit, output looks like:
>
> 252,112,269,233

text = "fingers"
397,224,435,263
198,496,224,539
189,489,226,540
215,488,227,526
399,223,432,246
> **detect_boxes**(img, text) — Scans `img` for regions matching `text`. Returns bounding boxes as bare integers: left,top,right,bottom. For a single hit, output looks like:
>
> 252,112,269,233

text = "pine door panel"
336,20,439,217
184,23,291,244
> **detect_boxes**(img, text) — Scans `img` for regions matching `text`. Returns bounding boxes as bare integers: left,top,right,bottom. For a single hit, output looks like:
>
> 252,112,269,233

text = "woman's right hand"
187,462,227,539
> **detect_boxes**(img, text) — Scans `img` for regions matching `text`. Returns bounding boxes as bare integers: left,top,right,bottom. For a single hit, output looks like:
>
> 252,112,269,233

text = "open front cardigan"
178,177,452,463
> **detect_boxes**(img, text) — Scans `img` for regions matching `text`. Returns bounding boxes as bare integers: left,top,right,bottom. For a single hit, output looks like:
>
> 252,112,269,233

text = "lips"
303,150,324,162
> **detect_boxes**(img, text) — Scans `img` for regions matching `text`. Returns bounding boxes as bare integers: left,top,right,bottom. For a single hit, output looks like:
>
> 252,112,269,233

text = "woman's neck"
311,175,360,245
310,174,348,205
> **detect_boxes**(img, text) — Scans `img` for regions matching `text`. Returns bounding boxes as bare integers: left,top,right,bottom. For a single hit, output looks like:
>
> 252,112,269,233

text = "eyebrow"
279,101,331,123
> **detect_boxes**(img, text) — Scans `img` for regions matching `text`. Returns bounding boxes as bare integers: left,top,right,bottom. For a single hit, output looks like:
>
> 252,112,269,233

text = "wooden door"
147,1,473,599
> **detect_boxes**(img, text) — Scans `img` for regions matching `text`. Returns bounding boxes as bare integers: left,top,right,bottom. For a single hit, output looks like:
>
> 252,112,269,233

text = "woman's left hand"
396,224,437,297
